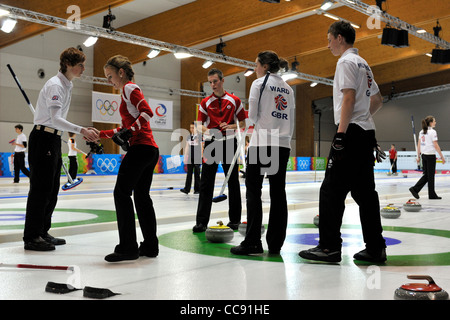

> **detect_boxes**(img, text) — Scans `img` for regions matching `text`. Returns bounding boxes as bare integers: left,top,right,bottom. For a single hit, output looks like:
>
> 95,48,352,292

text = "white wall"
0,28,182,155
313,89,450,157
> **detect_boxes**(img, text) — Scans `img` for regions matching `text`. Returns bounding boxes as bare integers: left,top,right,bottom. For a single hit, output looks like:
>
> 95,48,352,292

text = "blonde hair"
104,55,135,81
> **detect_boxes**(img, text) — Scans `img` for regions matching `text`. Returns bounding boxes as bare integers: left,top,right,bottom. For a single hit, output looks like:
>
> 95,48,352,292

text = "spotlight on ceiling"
173,47,193,59
431,48,450,64
83,36,98,47
202,60,214,69
381,26,409,48
0,8,10,17
216,38,226,55
1,18,16,33
147,49,160,59
102,6,116,31
320,0,334,11
244,69,254,77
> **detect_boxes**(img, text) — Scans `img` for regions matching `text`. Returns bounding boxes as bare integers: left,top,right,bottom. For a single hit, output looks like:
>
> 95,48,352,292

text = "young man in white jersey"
299,21,386,263
23,48,99,251
11,124,30,183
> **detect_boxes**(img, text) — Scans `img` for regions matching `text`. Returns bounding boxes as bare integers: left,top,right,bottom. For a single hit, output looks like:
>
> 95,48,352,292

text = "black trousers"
13,151,30,182
196,138,241,226
318,124,386,253
68,155,78,181
24,129,62,241
412,154,438,198
244,146,290,251
389,158,397,174
113,144,159,254
183,163,200,192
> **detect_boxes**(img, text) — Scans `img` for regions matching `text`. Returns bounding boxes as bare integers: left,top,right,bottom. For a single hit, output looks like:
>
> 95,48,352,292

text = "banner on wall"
149,99,173,130
92,91,122,124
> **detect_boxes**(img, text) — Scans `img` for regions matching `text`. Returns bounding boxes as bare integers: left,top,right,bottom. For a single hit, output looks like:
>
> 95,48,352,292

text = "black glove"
331,132,346,161
374,144,386,163
112,128,132,151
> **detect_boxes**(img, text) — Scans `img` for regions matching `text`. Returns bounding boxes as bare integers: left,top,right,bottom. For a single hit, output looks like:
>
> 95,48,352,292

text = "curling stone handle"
407,275,435,285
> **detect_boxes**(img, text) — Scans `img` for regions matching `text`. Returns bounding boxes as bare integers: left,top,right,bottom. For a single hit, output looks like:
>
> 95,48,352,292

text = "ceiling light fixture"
102,6,116,31
216,37,226,55
202,60,214,69
174,47,193,59
320,0,334,11
83,36,98,47
147,48,160,59
244,69,254,77
0,8,10,17
381,26,409,48
1,18,17,33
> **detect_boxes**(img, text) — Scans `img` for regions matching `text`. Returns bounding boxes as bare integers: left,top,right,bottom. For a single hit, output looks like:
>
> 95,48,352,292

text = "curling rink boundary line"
0,191,427,244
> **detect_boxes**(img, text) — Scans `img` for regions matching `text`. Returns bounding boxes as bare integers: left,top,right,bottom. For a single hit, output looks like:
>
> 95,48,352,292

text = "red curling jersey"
100,82,158,148
197,91,246,133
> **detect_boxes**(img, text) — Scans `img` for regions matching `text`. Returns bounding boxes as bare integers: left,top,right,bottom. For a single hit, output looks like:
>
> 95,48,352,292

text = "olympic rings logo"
96,157,118,173
298,159,311,170
96,99,119,116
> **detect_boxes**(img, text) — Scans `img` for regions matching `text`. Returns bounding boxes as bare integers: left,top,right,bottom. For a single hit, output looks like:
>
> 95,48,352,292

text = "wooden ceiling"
1,0,449,88
1,0,449,155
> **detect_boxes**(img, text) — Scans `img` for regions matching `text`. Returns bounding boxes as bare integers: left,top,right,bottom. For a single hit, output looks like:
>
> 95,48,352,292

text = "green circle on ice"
158,224,450,266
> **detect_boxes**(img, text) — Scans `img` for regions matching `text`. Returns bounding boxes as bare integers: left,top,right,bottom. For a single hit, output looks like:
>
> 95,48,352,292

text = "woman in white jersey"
410,115,446,199
231,51,295,255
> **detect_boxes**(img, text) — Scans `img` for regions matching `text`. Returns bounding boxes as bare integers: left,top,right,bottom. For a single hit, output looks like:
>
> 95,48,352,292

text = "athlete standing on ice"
23,47,99,252
99,55,160,262
192,68,246,232
299,21,387,263
231,51,295,256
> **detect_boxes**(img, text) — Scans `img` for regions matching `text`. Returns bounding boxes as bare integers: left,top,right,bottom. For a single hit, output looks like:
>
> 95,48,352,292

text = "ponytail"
422,115,434,134
104,55,135,81
257,51,289,74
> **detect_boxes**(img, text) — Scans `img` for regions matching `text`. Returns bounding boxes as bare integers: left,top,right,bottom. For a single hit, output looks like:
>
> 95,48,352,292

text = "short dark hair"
328,21,356,45
15,124,23,131
60,47,86,73
207,68,223,80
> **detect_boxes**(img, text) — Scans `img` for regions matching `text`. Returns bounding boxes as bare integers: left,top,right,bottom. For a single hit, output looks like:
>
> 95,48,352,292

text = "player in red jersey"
99,55,160,262
193,68,247,232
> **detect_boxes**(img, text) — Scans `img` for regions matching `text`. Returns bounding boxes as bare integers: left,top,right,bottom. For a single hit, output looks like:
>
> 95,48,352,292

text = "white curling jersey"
247,73,295,149
333,48,379,130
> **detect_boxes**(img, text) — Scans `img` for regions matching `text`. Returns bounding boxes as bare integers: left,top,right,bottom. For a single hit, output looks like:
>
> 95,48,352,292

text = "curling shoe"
139,241,159,258
42,233,66,245
353,248,387,263
104,251,139,263
192,223,207,233
230,242,263,255
24,236,55,251
298,246,341,263
226,222,241,230
409,187,420,199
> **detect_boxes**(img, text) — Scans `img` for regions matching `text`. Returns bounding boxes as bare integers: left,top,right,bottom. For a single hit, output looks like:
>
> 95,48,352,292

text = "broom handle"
218,72,270,195
0,262,74,272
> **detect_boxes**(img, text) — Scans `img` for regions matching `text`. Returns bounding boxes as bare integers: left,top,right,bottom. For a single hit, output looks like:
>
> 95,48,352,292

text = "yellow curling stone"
381,204,401,219
205,221,234,243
